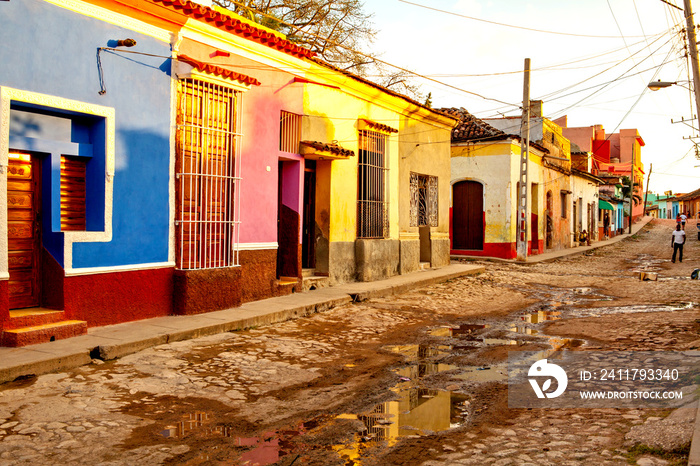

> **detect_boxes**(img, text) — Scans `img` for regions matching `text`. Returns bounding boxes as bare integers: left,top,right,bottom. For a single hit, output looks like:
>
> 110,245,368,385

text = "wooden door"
452,181,483,250
7,154,41,309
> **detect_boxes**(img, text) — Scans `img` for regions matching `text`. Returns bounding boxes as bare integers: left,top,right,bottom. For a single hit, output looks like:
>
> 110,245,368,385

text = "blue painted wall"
0,0,172,269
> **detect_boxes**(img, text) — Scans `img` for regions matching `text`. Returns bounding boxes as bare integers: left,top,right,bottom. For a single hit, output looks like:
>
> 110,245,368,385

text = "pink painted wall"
178,40,305,245
562,126,595,152
238,58,304,244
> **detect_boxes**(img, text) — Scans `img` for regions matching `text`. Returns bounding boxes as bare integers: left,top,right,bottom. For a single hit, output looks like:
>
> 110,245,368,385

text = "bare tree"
214,0,424,101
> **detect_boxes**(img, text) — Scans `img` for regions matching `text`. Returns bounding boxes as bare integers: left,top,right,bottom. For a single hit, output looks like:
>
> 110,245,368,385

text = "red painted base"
64,267,174,327
452,242,517,259
0,280,8,329
1,320,87,347
173,267,242,315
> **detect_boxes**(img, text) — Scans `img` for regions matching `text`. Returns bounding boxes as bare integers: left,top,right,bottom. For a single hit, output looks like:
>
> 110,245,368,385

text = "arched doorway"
452,181,483,250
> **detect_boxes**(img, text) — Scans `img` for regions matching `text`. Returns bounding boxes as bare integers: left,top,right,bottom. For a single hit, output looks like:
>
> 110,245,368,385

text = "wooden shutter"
60,156,86,231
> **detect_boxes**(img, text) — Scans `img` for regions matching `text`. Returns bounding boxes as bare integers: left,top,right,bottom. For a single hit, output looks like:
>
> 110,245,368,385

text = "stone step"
7,308,67,329
1,320,88,347
302,275,330,291
419,262,431,270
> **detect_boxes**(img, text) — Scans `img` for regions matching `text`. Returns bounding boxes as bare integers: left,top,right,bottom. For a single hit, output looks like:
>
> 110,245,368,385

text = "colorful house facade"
0,0,456,345
0,0,175,345
560,121,645,224
442,102,599,260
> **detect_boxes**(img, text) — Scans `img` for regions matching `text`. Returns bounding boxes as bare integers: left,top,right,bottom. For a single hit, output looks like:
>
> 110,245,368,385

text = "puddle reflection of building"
160,411,300,466
389,344,448,360
522,310,561,324
355,386,452,447
160,412,210,438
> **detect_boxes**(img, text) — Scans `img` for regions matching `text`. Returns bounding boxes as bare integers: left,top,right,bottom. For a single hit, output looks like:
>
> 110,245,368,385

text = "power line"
398,0,655,39
221,0,520,109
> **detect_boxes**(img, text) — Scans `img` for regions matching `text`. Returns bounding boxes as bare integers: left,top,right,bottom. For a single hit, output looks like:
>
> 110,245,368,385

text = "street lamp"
648,80,676,90
647,80,692,91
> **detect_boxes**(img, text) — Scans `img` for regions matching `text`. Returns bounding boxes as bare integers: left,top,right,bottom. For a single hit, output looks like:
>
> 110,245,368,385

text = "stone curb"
0,264,484,384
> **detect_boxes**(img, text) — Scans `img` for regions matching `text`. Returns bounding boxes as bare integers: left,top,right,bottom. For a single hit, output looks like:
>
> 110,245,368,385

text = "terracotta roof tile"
150,0,315,59
359,118,398,134
301,140,354,157
436,107,510,143
177,55,261,86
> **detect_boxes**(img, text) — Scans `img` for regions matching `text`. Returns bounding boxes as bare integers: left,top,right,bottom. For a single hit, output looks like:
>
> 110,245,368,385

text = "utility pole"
643,163,652,217
516,58,531,262
683,0,700,124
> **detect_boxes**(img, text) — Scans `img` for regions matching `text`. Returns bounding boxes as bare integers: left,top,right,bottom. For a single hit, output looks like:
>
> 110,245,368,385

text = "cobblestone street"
0,219,699,465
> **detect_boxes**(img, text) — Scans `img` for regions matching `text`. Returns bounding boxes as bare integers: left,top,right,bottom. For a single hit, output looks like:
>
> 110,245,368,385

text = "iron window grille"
410,172,438,227
175,78,242,270
357,130,389,238
279,110,301,153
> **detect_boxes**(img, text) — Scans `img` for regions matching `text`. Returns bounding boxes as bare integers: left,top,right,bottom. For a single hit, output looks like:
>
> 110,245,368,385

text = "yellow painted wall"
303,84,401,242
398,115,453,236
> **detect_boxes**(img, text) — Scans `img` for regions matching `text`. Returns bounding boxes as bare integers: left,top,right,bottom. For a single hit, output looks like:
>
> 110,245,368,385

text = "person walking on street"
681,212,687,229
672,223,686,263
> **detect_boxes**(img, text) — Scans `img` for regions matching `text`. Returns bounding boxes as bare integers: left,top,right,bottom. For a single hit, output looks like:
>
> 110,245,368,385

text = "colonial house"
677,188,700,218
560,120,645,226
0,0,456,345
441,102,600,260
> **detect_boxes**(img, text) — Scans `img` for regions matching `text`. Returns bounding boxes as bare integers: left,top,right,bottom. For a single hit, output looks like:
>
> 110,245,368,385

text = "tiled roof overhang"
151,0,315,59
437,107,510,143
300,141,355,159
358,118,398,134
176,54,261,86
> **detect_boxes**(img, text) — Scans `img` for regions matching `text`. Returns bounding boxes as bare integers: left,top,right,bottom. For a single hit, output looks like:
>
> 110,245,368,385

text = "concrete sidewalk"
0,263,484,384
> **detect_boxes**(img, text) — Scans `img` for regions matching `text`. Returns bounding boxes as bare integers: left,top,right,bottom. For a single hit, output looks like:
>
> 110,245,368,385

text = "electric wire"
398,0,654,39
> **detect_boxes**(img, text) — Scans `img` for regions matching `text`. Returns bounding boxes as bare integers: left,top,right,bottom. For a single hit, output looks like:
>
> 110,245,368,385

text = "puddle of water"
160,411,317,465
333,387,470,463
387,344,452,360
429,324,490,338
394,363,457,380
569,302,697,318
511,325,538,335
521,310,561,324
155,354,464,465
628,254,666,273
482,338,522,346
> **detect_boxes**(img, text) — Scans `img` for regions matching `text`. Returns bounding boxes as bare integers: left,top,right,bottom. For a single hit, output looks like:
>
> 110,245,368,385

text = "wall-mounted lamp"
116,38,137,47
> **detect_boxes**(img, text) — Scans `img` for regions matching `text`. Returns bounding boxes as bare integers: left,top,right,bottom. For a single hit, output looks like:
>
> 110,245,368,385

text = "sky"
365,0,700,194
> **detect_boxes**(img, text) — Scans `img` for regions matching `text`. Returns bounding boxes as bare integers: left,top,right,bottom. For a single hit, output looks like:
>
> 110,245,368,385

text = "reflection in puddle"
160,412,318,465
430,324,489,337
569,302,697,318
395,363,457,380
482,338,521,346
387,344,451,360
511,325,538,335
522,310,561,324
334,388,469,463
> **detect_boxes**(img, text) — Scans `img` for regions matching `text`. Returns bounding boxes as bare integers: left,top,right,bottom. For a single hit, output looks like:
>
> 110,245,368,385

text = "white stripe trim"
65,261,175,277
238,242,279,250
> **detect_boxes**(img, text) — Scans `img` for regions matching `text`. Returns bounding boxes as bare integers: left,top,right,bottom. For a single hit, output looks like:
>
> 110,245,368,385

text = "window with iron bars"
410,172,438,227
279,110,301,153
175,78,242,270
357,130,389,238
